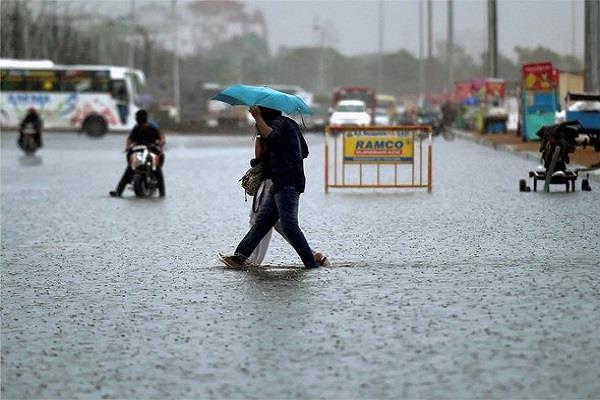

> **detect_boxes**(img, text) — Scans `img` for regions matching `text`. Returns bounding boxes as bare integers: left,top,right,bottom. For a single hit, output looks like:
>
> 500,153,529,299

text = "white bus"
1,59,146,136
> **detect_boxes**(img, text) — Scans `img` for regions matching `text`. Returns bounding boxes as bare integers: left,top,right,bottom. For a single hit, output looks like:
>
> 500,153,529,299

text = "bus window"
24,70,58,91
0,69,25,91
61,70,110,92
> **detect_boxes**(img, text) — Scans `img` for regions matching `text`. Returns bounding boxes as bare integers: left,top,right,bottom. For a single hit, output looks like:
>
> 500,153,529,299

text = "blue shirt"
264,117,309,193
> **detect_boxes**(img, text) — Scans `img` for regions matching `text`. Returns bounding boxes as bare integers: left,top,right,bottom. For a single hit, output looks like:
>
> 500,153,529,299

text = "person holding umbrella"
219,105,319,269
247,120,329,267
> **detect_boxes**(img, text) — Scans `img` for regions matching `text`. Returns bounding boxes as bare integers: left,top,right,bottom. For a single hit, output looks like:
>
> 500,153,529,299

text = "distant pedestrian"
220,106,319,269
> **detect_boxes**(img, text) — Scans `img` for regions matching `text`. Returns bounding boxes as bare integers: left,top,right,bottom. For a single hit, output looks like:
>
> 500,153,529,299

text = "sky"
30,0,584,61
244,0,584,60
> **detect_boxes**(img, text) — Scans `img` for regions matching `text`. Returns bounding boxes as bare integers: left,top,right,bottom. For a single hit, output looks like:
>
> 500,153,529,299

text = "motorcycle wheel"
133,173,156,197
133,174,153,197
18,137,37,155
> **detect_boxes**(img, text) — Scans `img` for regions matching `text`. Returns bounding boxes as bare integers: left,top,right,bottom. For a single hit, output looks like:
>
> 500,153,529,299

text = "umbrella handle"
299,110,307,129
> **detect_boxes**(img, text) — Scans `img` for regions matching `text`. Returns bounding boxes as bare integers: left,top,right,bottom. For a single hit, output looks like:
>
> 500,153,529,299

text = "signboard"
343,131,414,163
522,62,559,91
454,81,472,101
485,78,506,98
470,77,487,93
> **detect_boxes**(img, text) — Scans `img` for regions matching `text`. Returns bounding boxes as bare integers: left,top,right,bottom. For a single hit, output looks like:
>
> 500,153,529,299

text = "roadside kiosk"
481,78,508,134
519,62,560,141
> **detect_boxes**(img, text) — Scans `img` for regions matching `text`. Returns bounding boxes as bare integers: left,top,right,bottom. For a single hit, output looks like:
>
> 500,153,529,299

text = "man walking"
220,106,319,269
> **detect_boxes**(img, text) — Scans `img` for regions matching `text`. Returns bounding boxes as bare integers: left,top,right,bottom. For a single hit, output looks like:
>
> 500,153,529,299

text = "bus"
1,58,146,136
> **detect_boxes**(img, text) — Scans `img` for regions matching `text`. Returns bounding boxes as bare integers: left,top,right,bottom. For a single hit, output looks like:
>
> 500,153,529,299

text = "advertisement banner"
485,79,506,98
470,77,487,93
454,81,472,101
522,62,559,91
343,131,414,163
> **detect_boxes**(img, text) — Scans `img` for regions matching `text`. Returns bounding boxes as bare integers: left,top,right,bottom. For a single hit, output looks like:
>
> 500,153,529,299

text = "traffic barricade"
324,125,432,193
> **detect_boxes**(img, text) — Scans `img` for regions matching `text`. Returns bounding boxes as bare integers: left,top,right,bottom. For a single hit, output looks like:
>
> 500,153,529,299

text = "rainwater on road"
2,131,599,398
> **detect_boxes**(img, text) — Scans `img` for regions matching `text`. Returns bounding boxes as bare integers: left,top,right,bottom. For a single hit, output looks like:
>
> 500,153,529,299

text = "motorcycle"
128,144,162,197
18,123,40,155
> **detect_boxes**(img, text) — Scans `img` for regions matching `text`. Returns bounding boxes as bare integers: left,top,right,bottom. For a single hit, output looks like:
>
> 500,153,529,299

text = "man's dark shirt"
263,116,309,193
128,123,160,147
20,112,42,131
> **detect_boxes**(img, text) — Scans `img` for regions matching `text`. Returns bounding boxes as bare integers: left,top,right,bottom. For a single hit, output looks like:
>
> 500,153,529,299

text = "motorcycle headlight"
131,152,145,168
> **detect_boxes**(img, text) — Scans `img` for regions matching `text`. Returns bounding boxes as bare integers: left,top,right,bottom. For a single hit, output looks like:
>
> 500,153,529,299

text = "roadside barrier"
324,125,432,193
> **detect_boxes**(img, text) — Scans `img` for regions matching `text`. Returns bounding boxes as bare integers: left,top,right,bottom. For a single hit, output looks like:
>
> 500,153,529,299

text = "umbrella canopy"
211,84,312,115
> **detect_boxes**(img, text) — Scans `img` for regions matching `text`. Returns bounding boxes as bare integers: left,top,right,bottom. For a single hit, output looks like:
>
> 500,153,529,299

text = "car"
416,111,443,135
329,100,371,127
374,108,391,125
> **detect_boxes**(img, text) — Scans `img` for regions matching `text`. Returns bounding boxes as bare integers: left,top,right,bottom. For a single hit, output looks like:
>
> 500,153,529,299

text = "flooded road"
2,132,599,398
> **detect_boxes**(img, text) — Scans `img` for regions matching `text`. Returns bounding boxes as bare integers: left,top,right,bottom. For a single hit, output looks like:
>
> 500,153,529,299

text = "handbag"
239,162,264,198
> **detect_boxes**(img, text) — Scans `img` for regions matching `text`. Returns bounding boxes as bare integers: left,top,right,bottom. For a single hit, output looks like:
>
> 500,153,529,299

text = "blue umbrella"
211,84,312,115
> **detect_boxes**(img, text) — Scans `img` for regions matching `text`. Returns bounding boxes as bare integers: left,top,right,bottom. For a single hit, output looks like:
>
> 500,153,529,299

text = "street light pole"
447,0,454,93
172,0,181,124
128,0,135,68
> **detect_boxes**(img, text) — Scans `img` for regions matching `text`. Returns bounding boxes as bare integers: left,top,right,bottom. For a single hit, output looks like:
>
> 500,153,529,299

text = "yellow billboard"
343,132,414,163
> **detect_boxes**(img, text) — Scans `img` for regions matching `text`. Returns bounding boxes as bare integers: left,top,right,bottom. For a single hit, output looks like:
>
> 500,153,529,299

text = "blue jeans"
235,185,317,268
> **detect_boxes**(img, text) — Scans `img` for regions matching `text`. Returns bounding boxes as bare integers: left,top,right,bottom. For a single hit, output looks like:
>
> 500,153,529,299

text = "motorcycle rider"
109,109,166,197
19,107,43,148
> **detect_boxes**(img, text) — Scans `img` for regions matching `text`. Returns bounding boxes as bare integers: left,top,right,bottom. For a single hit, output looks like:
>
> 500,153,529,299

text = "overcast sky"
244,0,584,60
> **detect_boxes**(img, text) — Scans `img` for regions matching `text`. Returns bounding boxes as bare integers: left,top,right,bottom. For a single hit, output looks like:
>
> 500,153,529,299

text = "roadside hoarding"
485,78,506,99
522,62,559,91
454,81,472,102
343,131,414,163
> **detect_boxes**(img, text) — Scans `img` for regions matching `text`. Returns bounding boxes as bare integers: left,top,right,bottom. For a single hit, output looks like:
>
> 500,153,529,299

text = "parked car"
329,100,371,127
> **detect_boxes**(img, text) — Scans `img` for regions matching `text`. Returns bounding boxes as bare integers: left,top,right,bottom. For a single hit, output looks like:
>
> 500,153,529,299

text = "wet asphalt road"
1,131,599,399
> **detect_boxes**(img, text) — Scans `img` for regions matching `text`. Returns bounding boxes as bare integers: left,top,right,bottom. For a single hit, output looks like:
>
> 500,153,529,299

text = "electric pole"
572,0,577,57
419,0,425,101
584,0,600,91
427,0,433,60
377,0,384,92
23,0,30,59
487,0,498,77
